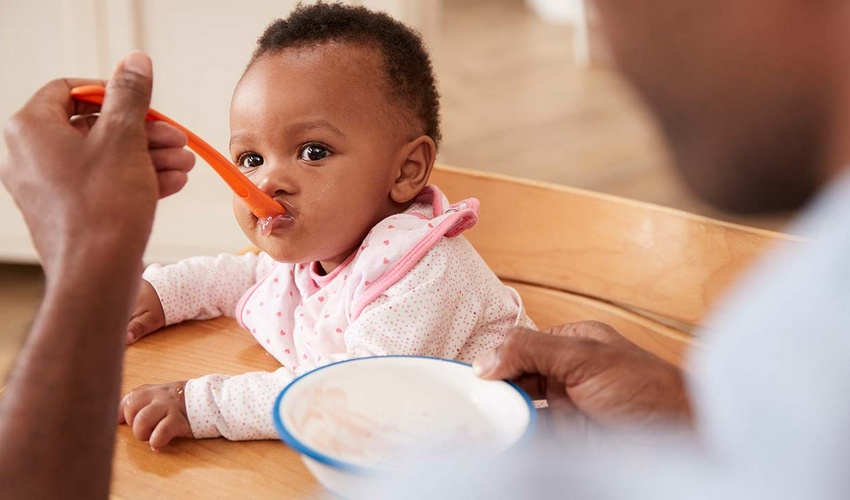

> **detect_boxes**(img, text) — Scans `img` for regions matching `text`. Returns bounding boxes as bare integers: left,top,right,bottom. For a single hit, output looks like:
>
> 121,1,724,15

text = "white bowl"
273,356,536,497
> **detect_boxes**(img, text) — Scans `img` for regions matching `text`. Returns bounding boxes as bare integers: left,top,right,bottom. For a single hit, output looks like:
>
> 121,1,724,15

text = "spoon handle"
70,85,285,219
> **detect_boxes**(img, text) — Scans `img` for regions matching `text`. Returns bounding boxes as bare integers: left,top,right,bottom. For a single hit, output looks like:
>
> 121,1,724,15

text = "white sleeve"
142,252,276,325
184,368,296,440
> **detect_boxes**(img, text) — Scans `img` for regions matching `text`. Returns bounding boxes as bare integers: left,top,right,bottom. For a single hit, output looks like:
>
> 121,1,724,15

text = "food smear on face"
259,214,293,236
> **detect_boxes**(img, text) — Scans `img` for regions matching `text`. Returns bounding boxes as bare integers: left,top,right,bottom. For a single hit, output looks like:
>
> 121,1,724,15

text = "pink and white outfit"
143,186,534,440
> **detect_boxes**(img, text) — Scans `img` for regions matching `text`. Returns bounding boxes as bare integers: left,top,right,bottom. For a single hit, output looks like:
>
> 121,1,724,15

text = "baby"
119,3,533,450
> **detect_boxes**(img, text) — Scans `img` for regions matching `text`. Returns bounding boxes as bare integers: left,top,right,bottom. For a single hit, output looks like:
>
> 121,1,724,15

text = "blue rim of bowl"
272,355,538,475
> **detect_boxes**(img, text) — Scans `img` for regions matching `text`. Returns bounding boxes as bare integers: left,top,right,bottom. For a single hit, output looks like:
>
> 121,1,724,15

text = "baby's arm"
126,252,275,343
121,240,524,445
183,369,297,440
119,368,297,446
172,246,487,443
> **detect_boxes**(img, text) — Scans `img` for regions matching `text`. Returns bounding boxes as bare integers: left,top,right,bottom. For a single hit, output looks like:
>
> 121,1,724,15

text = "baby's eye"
299,144,331,162
237,153,264,170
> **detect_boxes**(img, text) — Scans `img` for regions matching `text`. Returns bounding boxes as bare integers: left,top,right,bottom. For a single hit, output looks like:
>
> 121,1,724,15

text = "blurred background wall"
0,0,789,266
0,0,441,264
0,0,790,372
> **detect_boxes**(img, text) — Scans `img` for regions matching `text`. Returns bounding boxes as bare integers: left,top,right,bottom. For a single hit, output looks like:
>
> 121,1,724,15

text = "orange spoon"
70,85,285,220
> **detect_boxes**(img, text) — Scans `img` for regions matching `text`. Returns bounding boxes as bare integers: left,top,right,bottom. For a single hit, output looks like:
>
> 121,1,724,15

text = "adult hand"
473,322,693,435
0,51,194,275
0,52,194,500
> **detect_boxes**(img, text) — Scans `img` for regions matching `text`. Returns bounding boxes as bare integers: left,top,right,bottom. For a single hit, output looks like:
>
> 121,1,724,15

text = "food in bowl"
274,356,536,496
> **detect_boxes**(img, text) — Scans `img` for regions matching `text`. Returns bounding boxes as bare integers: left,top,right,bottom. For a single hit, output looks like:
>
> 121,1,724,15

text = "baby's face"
230,43,409,269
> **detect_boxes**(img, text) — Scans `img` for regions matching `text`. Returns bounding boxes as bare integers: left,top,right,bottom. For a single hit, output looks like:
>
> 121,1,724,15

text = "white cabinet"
526,0,590,65
0,0,440,264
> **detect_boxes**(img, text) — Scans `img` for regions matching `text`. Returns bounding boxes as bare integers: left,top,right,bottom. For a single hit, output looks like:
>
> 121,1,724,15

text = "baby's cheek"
314,208,374,254
232,197,259,239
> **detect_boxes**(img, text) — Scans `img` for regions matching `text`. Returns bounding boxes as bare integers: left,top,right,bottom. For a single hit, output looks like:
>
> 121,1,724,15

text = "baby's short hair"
250,2,442,149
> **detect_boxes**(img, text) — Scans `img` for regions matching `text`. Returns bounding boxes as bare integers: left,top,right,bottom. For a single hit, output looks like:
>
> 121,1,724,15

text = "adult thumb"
98,51,153,134
473,327,593,383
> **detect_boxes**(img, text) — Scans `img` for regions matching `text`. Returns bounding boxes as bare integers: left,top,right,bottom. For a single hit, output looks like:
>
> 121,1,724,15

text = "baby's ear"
390,135,436,204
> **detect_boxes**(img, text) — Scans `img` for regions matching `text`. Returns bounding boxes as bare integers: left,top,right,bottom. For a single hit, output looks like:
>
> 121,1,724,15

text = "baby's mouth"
257,212,295,236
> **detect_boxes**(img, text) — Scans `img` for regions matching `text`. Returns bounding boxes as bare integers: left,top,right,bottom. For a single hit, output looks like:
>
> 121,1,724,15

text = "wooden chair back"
430,164,802,366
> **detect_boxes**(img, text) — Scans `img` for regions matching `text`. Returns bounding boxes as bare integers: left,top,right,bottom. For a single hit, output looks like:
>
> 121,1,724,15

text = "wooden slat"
111,317,319,500
432,164,801,326
507,281,694,368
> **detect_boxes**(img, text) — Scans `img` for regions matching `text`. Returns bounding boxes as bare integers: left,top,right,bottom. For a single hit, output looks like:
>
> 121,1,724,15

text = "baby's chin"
235,216,302,262
248,236,307,264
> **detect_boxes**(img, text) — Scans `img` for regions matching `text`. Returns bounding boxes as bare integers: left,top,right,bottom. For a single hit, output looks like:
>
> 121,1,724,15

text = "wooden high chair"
106,164,801,498
430,165,802,366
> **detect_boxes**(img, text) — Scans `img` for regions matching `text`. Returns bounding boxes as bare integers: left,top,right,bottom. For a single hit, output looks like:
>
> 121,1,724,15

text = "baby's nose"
255,167,294,198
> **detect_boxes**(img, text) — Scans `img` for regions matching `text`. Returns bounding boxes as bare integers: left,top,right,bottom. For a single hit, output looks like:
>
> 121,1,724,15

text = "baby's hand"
127,279,166,344
118,381,193,451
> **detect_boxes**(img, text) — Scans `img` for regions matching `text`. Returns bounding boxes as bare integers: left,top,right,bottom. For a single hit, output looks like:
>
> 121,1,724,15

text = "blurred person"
447,0,850,498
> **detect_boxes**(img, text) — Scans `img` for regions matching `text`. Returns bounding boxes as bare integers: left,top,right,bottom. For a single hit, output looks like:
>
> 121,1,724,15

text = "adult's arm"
0,52,193,498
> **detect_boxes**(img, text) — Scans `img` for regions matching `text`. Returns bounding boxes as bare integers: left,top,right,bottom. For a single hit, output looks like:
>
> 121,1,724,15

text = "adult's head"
593,0,850,213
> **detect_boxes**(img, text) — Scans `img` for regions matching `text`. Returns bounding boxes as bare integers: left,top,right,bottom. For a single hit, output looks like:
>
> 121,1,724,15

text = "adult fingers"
146,121,187,149
97,52,153,136
473,327,599,384
547,321,633,349
512,373,547,400
70,114,99,135
132,404,169,442
149,414,193,451
18,78,107,124
67,107,185,141
149,148,195,173
155,169,190,199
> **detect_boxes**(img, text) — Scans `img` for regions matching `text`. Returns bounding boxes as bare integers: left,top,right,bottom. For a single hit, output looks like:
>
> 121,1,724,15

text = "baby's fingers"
127,311,161,344
149,413,193,451
117,396,127,424
132,404,168,443
118,385,150,425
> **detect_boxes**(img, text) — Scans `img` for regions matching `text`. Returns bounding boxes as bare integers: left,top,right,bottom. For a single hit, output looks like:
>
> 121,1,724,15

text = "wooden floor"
435,0,791,232
0,0,792,377
0,264,43,377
